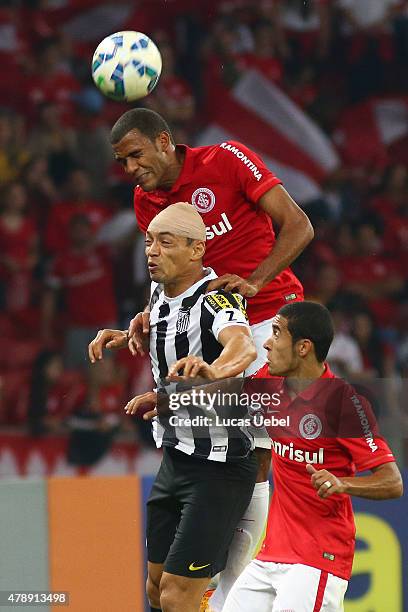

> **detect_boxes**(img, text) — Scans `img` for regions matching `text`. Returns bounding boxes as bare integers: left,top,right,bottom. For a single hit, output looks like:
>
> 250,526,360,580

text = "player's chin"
267,361,285,376
149,269,164,282
138,173,156,191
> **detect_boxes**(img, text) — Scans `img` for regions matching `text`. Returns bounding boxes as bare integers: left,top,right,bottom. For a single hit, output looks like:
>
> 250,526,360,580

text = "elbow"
303,216,314,245
392,478,404,499
387,475,403,499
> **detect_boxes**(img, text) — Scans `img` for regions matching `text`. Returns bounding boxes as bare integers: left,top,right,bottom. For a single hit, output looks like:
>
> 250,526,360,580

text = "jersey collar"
278,363,336,402
162,267,217,302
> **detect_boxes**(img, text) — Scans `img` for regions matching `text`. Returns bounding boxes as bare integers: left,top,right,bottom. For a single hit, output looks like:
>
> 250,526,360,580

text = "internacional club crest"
299,414,322,440
191,187,216,213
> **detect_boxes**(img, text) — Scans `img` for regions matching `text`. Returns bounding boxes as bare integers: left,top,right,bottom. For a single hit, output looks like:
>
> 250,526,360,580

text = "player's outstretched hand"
128,311,150,356
306,464,346,499
124,391,157,419
206,274,260,297
88,329,128,363
168,356,216,379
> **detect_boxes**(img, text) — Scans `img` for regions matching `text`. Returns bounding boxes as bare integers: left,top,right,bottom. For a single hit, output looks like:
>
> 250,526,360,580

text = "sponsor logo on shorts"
284,293,297,302
323,552,335,561
212,445,227,452
192,187,216,213
188,562,211,571
299,414,322,440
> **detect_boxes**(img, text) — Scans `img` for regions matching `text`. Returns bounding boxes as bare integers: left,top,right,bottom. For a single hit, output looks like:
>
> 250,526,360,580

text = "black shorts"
146,446,257,578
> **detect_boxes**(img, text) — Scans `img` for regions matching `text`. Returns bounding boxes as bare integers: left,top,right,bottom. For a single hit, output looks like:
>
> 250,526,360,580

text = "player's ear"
191,240,206,261
157,131,171,153
297,338,313,358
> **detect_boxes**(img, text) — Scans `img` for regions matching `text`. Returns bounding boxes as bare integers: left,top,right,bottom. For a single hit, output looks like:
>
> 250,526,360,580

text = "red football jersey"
252,363,395,580
133,141,304,324
45,200,111,255
48,246,117,327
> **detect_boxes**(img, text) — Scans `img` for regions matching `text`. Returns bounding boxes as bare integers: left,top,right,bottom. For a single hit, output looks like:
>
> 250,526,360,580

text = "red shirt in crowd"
0,216,37,278
252,363,395,580
45,200,111,255
47,245,117,327
337,254,402,324
134,141,303,324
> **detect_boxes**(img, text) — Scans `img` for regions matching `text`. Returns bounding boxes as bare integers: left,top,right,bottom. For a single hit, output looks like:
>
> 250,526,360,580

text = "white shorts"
246,317,275,450
222,559,348,612
247,317,274,376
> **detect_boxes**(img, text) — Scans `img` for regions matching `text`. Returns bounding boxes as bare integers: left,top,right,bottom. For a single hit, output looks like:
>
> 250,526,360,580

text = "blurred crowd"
0,0,407,463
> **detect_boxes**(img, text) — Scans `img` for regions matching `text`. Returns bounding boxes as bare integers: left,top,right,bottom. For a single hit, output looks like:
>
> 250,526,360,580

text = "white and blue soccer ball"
91,31,162,102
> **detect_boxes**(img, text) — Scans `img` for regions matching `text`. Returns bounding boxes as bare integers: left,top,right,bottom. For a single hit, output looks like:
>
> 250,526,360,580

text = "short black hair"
278,301,334,362
110,108,174,145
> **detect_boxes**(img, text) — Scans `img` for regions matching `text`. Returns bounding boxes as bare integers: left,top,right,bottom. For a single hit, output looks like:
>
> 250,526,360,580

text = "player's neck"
285,361,326,395
163,267,206,298
159,145,185,191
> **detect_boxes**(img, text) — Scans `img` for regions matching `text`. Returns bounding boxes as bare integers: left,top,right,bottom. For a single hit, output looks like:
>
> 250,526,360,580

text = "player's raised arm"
246,185,313,291
168,325,256,380
207,184,313,296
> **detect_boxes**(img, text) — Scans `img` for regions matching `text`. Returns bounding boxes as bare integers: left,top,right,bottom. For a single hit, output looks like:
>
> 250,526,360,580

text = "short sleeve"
203,291,250,341
217,141,282,204
337,389,395,472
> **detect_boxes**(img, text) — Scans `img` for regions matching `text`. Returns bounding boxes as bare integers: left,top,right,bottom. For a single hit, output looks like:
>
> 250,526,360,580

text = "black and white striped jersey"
149,267,254,462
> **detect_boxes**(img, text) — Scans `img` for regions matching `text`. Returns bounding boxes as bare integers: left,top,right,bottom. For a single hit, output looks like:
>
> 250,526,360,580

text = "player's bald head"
147,202,206,242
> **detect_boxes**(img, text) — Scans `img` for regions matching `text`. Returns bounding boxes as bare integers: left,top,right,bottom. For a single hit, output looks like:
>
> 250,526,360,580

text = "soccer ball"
91,31,162,102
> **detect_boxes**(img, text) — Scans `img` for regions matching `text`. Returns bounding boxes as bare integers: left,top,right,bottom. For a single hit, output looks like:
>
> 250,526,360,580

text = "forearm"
247,217,313,288
340,465,403,500
211,334,257,378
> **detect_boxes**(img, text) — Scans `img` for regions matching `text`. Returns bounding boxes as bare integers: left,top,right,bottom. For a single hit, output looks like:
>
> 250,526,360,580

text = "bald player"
89,203,258,612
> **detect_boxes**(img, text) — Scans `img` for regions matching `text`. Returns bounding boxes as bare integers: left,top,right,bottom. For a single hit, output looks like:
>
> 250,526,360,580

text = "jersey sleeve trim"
354,453,396,473
251,175,282,203
213,321,249,342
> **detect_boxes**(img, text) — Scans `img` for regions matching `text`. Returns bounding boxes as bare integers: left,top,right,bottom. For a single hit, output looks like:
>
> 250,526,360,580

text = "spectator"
87,358,126,429
27,350,85,436
305,263,341,305
337,0,399,101
44,167,111,255
0,182,38,313
327,308,364,377
371,163,408,220
272,0,332,61
72,89,112,197
351,310,396,377
336,218,405,324
42,214,118,369
0,111,29,186
66,361,123,468
27,101,77,173
25,35,81,124
239,20,283,85
21,156,58,231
